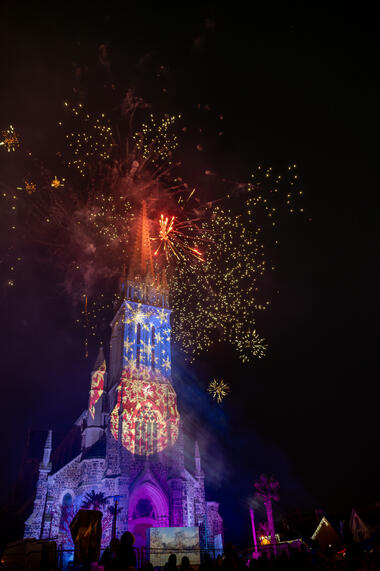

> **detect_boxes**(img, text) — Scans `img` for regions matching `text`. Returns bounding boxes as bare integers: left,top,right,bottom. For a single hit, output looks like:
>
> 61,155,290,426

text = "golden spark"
208,378,230,404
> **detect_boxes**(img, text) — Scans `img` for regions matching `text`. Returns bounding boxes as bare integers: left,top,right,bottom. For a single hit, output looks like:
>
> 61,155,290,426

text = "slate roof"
51,425,82,473
81,434,106,460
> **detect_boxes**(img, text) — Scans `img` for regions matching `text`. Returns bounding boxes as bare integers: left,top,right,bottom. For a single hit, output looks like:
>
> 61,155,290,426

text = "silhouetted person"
70,509,103,568
99,537,120,570
180,556,193,571
116,531,136,570
256,552,269,571
200,553,214,571
362,532,380,571
277,551,289,570
222,544,238,571
248,558,256,570
164,553,178,571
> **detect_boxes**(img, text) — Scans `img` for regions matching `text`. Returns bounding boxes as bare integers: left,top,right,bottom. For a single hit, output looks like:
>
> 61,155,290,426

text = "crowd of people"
98,532,136,570
225,541,380,571
91,534,380,571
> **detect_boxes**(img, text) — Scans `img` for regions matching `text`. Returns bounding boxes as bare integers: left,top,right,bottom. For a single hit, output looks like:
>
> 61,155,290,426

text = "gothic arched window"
62,493,72,507
59,493,74,546
151,326,155,371
135,405,158,455
136,323,141,369
136,498,154,518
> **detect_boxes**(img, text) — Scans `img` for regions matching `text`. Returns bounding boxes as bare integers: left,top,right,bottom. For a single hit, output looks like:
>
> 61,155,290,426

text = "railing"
55,544,302,570
55,546,222,570
138,547,224,568
239,539,303,560
1,541,304,570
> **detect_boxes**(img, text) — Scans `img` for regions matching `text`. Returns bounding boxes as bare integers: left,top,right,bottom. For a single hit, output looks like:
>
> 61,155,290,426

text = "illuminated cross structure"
24,201,223,553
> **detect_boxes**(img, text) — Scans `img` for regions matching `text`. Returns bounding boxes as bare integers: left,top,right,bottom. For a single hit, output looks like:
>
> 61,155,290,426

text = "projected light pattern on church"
110,299,179,455
121,301,172,377
110,368,179,455
24,202,224,550
88,360,106,419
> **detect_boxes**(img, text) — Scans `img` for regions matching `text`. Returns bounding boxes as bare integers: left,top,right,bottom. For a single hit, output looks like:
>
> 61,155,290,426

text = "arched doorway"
128,482,169,548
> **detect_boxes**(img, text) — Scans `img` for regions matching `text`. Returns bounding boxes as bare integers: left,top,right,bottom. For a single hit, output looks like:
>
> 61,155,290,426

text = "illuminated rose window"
110,369,179,455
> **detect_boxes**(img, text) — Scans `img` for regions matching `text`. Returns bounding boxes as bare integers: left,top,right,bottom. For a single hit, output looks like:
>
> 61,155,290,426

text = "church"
24,201,223,552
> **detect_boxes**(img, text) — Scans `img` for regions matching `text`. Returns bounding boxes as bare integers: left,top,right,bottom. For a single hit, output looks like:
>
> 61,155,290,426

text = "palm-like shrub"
81,490,107,511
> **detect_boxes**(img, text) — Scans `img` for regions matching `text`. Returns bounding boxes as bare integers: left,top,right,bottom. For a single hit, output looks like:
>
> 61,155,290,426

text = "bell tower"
24,201,223,552
109,200,169,390
107,201,179,457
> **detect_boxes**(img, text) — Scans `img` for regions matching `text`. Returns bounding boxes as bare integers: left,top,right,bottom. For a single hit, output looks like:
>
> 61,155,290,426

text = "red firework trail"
153,214,204,262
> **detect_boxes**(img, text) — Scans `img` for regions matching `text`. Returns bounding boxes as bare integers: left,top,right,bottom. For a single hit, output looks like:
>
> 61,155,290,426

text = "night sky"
0,3,378,545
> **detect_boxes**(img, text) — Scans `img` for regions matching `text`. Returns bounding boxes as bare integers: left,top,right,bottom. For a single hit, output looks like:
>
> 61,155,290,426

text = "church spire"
161,267,168,291
195,440,202,474
92,345,105,372
117,200,169,307
128,200,155,282
40,429,52,471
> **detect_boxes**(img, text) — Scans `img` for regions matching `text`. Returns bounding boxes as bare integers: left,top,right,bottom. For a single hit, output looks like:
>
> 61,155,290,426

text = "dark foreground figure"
97,532,136,571
2,537,379,569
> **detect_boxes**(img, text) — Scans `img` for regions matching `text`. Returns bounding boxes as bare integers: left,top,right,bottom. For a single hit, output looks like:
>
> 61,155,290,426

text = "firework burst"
153,214,204,262
170,203,269,362
0,94,191,353
0,125,19,152
169,161,305,362
133,114,180,164
61,102,113,177
51,176,65,189
208,378,230,403
0,88,305,364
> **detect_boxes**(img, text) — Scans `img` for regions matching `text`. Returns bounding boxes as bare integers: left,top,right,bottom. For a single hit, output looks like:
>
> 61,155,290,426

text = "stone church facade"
24,201,223,550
